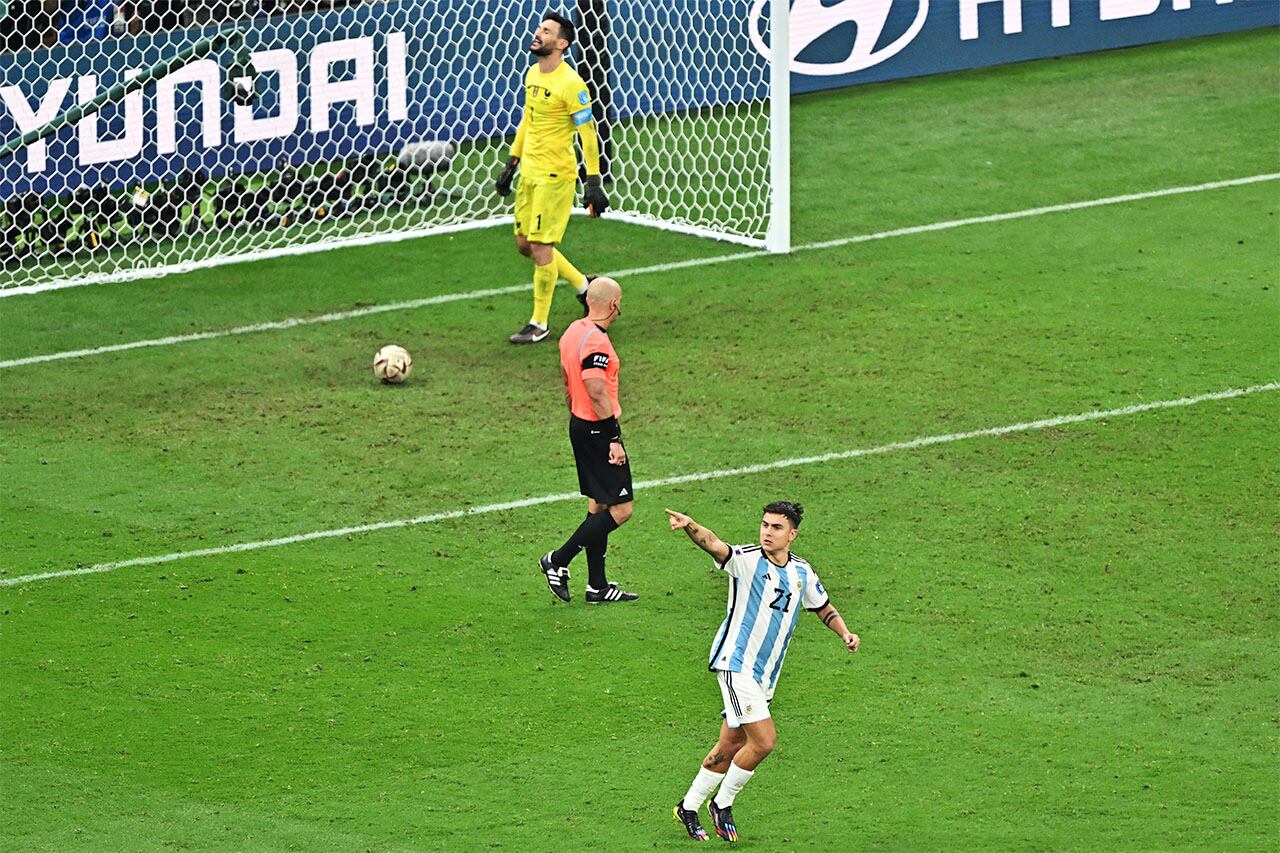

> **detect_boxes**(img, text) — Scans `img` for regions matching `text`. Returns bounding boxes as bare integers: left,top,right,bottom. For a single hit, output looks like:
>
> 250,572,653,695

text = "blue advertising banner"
1,0,1275,198
0,1,546,197
766,0,1278,95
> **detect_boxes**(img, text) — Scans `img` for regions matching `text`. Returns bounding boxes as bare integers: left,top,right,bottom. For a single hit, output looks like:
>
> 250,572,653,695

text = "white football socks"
712,762,755,808
682,767,725,812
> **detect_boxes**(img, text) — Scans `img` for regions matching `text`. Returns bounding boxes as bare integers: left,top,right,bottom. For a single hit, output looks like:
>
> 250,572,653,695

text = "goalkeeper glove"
584,175,609,218
494,157,518,197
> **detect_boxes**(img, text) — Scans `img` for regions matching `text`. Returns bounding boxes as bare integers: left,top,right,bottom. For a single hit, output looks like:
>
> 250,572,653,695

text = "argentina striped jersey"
707,545,829,692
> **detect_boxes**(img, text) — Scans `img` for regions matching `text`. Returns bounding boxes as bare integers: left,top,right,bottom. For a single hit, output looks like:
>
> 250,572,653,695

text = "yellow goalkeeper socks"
530,261,557,327
554,249,588,291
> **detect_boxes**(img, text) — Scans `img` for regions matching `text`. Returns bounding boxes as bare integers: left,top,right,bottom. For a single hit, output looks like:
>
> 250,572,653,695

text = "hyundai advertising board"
0,0,1275,196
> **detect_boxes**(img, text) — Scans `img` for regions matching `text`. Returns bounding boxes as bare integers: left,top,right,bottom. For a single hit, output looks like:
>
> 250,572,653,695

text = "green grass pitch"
2,29,1278,851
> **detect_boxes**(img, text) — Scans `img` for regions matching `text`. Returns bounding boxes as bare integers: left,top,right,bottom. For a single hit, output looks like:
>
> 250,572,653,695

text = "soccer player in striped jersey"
665,502,860,843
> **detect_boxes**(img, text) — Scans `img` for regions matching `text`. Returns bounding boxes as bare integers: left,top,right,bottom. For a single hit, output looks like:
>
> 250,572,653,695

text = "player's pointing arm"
666,509,731,563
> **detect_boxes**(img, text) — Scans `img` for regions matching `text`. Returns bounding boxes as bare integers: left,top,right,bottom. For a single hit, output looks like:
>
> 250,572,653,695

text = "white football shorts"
717,669,771,727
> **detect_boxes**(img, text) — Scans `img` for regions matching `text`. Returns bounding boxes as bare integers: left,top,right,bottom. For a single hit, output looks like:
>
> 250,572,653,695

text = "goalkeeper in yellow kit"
495,11,610,345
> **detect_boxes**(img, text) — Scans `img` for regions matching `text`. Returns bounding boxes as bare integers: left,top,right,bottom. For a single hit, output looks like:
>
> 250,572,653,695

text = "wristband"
598,416,622,443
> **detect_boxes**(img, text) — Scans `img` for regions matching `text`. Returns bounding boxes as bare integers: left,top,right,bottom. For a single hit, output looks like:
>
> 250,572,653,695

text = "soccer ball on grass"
373,344,413,384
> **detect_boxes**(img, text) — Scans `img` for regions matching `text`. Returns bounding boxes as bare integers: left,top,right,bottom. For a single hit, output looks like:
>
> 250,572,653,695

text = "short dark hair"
543,11,575,45
762,501,804,528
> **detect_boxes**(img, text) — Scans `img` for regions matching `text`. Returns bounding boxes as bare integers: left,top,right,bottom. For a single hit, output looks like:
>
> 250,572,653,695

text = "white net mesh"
0,0,778,293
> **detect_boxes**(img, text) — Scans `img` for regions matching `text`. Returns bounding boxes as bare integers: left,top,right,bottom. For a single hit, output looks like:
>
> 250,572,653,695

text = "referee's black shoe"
577,275,597,316
707,799,738,843
674,802,710,841
539,552,571,602
585,582,639,604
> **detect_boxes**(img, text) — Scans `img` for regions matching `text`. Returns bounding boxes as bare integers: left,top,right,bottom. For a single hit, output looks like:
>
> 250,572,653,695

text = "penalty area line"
1,381,1275,588
1,172,1275,370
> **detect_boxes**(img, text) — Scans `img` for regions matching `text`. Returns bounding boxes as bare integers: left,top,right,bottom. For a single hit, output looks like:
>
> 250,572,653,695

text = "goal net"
0,0,788,295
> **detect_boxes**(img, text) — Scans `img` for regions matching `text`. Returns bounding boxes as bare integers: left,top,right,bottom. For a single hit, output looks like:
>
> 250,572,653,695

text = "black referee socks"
585,542,608,592
551,510,620,569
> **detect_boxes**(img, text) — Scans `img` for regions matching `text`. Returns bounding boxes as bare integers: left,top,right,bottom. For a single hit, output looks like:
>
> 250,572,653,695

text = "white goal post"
0,0,790,295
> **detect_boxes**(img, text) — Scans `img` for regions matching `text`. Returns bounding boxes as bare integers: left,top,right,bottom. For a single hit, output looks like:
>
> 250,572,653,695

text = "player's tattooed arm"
685,522,723,555
665,510,731,563
814,602,860,653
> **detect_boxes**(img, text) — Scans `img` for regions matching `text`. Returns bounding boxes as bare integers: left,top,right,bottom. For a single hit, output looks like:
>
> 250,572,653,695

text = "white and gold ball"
373,344,412,384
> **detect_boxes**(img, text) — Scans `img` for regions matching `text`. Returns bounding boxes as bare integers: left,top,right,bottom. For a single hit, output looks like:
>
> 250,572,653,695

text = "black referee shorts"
569,415,634,505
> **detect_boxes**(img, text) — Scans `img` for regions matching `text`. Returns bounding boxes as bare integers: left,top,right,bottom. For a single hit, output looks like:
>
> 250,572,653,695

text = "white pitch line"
0,284,535,369
2,172,1275,370
0,215,515,296
2,381,1275,589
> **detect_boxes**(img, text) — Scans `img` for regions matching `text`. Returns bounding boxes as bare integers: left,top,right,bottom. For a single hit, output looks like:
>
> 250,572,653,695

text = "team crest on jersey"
578,91,589,105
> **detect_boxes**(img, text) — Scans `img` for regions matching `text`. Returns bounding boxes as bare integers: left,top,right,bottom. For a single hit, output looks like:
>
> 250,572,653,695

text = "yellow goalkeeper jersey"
511,61,600,182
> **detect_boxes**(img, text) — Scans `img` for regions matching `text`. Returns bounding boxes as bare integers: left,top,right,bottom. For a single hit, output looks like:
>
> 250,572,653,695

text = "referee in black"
539,276,638,604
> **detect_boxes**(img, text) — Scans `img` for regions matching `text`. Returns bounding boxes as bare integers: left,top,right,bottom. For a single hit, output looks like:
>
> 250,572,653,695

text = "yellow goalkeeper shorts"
513,175,575,244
